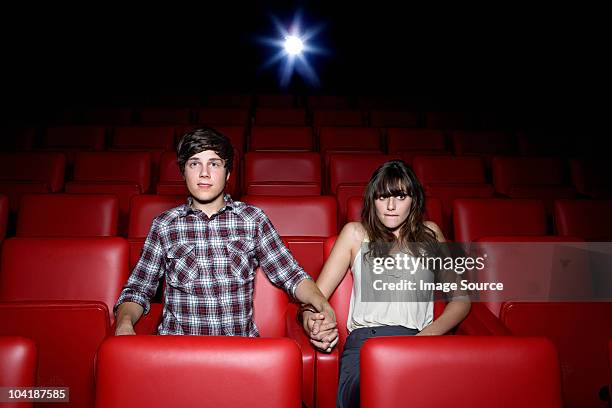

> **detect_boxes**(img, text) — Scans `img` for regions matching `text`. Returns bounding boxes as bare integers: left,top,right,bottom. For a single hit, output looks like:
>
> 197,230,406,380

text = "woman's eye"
397,195,407,200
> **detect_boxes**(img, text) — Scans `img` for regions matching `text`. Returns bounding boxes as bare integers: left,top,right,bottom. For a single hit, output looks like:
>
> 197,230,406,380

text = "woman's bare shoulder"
341,221,367,242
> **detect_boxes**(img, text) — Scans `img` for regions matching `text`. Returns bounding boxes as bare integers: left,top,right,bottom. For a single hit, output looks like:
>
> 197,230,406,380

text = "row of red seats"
7,333,602,408
6,125,582,158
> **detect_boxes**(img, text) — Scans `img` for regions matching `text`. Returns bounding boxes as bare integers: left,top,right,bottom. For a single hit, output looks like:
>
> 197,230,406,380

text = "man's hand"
302,304,339,352
115,318,136,336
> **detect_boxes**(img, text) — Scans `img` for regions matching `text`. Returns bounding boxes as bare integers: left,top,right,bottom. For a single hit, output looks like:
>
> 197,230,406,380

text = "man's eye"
189,162,199,168
210,161,220,168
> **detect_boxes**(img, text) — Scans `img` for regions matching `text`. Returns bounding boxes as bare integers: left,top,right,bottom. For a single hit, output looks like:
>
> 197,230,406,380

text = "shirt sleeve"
114,218,166,316
254,211,311,299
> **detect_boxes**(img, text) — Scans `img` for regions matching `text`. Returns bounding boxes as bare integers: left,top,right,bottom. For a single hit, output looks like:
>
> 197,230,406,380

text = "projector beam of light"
257,10,327,88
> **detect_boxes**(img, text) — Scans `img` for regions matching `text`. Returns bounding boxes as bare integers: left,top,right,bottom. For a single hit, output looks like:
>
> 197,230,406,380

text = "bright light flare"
284,35,304,55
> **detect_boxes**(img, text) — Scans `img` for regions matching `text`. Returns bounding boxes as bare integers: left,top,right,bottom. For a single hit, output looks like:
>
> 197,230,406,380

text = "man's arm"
113,218,165,335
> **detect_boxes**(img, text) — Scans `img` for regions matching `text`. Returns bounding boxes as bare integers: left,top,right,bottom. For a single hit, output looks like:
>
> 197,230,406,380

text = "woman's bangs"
373,170,413,198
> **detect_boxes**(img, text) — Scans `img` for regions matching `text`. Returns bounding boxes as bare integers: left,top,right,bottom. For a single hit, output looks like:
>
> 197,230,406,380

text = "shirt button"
371,329,377,335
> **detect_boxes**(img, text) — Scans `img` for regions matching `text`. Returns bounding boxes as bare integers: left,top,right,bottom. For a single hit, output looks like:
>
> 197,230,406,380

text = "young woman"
301,159,471,408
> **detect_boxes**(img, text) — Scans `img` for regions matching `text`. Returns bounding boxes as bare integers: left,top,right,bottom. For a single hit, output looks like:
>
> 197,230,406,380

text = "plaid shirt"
114,195,310,336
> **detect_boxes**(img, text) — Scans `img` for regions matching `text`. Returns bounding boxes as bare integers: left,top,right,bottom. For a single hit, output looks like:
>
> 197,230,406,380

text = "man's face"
183,150,230,205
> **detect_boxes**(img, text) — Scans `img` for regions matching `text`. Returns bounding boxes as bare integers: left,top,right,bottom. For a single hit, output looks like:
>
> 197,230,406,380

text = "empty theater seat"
137,108,191,125
156,150,240,197
0,152,66,213
312,110,365,127
194,108,250,126
492,157,576,207
453,199,547,242
412,155,494,238
451,130,517,158
81,107,133,125
319,127,382,165
240,195,337,280
250,126,314,151
501,302,612,408
110,126,175,151
554,199,612,241
369,110,418,127
244,152,321,195
42,126,106,151
95,336,302,408
254,108,307,126
0,302,110,408
66,151,151,233
0,237,129,323
128,194,185,268
17,194,119,237
308,95,351,110
0,194,7,244
386,128,448,155
328,154,399,224
256,94,297,108
360,336,562,408
0,336,37,392
570,159,612,198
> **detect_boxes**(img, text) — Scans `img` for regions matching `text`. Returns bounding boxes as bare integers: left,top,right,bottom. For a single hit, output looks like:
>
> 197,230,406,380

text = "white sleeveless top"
347,241,434,332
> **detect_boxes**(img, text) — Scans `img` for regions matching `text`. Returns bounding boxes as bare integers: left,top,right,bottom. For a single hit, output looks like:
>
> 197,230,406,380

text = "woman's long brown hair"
361,160,437,260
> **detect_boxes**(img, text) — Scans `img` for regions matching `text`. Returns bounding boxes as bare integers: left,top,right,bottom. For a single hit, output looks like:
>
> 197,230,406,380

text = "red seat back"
361,336,562,408
255,108,306,126
71,151,151,192
250,126,314,151
194,108,250,126
0,194,7,244
42,126,106,150
0,152,66,192
0,335,37,390
17,194,118,237
413,155,488,184
0,237,129,324
319,127,382,155
111,126,175,150
387,128,447,154
501,301,612,407
244,152,321,196
554,199,612,241
95,336,301,408
453,199,547,242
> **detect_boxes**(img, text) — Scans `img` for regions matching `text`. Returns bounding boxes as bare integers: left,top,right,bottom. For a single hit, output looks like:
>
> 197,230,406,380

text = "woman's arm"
417,220,471,336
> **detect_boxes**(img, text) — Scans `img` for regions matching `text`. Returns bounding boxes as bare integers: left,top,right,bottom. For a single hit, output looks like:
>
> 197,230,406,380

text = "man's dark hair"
176,127,234,174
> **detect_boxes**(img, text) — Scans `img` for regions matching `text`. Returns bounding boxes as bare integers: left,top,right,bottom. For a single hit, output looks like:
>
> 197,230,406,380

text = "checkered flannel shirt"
114,195,310,336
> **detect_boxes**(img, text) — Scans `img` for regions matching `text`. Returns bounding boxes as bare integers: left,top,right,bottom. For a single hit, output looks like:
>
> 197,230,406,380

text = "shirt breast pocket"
226,238,256,281
166,243,200,287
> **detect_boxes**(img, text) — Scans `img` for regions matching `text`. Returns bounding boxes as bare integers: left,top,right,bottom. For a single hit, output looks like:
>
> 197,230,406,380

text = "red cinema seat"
240,195,337,280
244,152,321,196
570,159,612,198
453,199,547,242
312,110,365,127
411,155,496,238
346,195,445,236
0,336,37,400
127,194,185,269
425,112,472,129
81,108,133,125
328,154,400,225
17,194,118,237
256,94,297,107
474,236,590,317
308,95,350,109
66,152,151,234
255,108,307,126
501,302,612,408
194,108,250,126
175,125,246,157
0,194,7,244
0,237,129,324
386,128,448,155
95,336,301,408
206,94,252,108
0,127,36,151
250,126,314,151
554,199,612,241
156,150,240,197
319,127,382,166
361,336,562,408
451,130,517,164
42,126,106,151
0,152,66,213
0,302,110,408
369,110,418,127
110,126,175,151
137,108,191,125
492,157,576,208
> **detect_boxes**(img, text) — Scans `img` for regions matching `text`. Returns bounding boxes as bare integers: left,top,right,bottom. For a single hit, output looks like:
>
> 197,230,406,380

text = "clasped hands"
301,304,339,353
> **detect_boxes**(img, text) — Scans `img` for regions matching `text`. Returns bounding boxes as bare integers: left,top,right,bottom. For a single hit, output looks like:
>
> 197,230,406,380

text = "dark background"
0,1,605,131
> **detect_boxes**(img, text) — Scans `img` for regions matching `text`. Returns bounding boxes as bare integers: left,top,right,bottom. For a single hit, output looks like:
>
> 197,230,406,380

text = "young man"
114,127,338,349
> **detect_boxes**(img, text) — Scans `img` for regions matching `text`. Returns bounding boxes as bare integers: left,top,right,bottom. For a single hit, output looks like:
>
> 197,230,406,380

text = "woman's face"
374,193,412,234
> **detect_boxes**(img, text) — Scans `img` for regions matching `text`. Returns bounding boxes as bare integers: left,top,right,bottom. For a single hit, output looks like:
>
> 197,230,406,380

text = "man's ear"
225,170,231,182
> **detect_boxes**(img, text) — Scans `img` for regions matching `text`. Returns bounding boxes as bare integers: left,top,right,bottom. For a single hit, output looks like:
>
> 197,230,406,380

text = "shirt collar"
180,194,234,218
